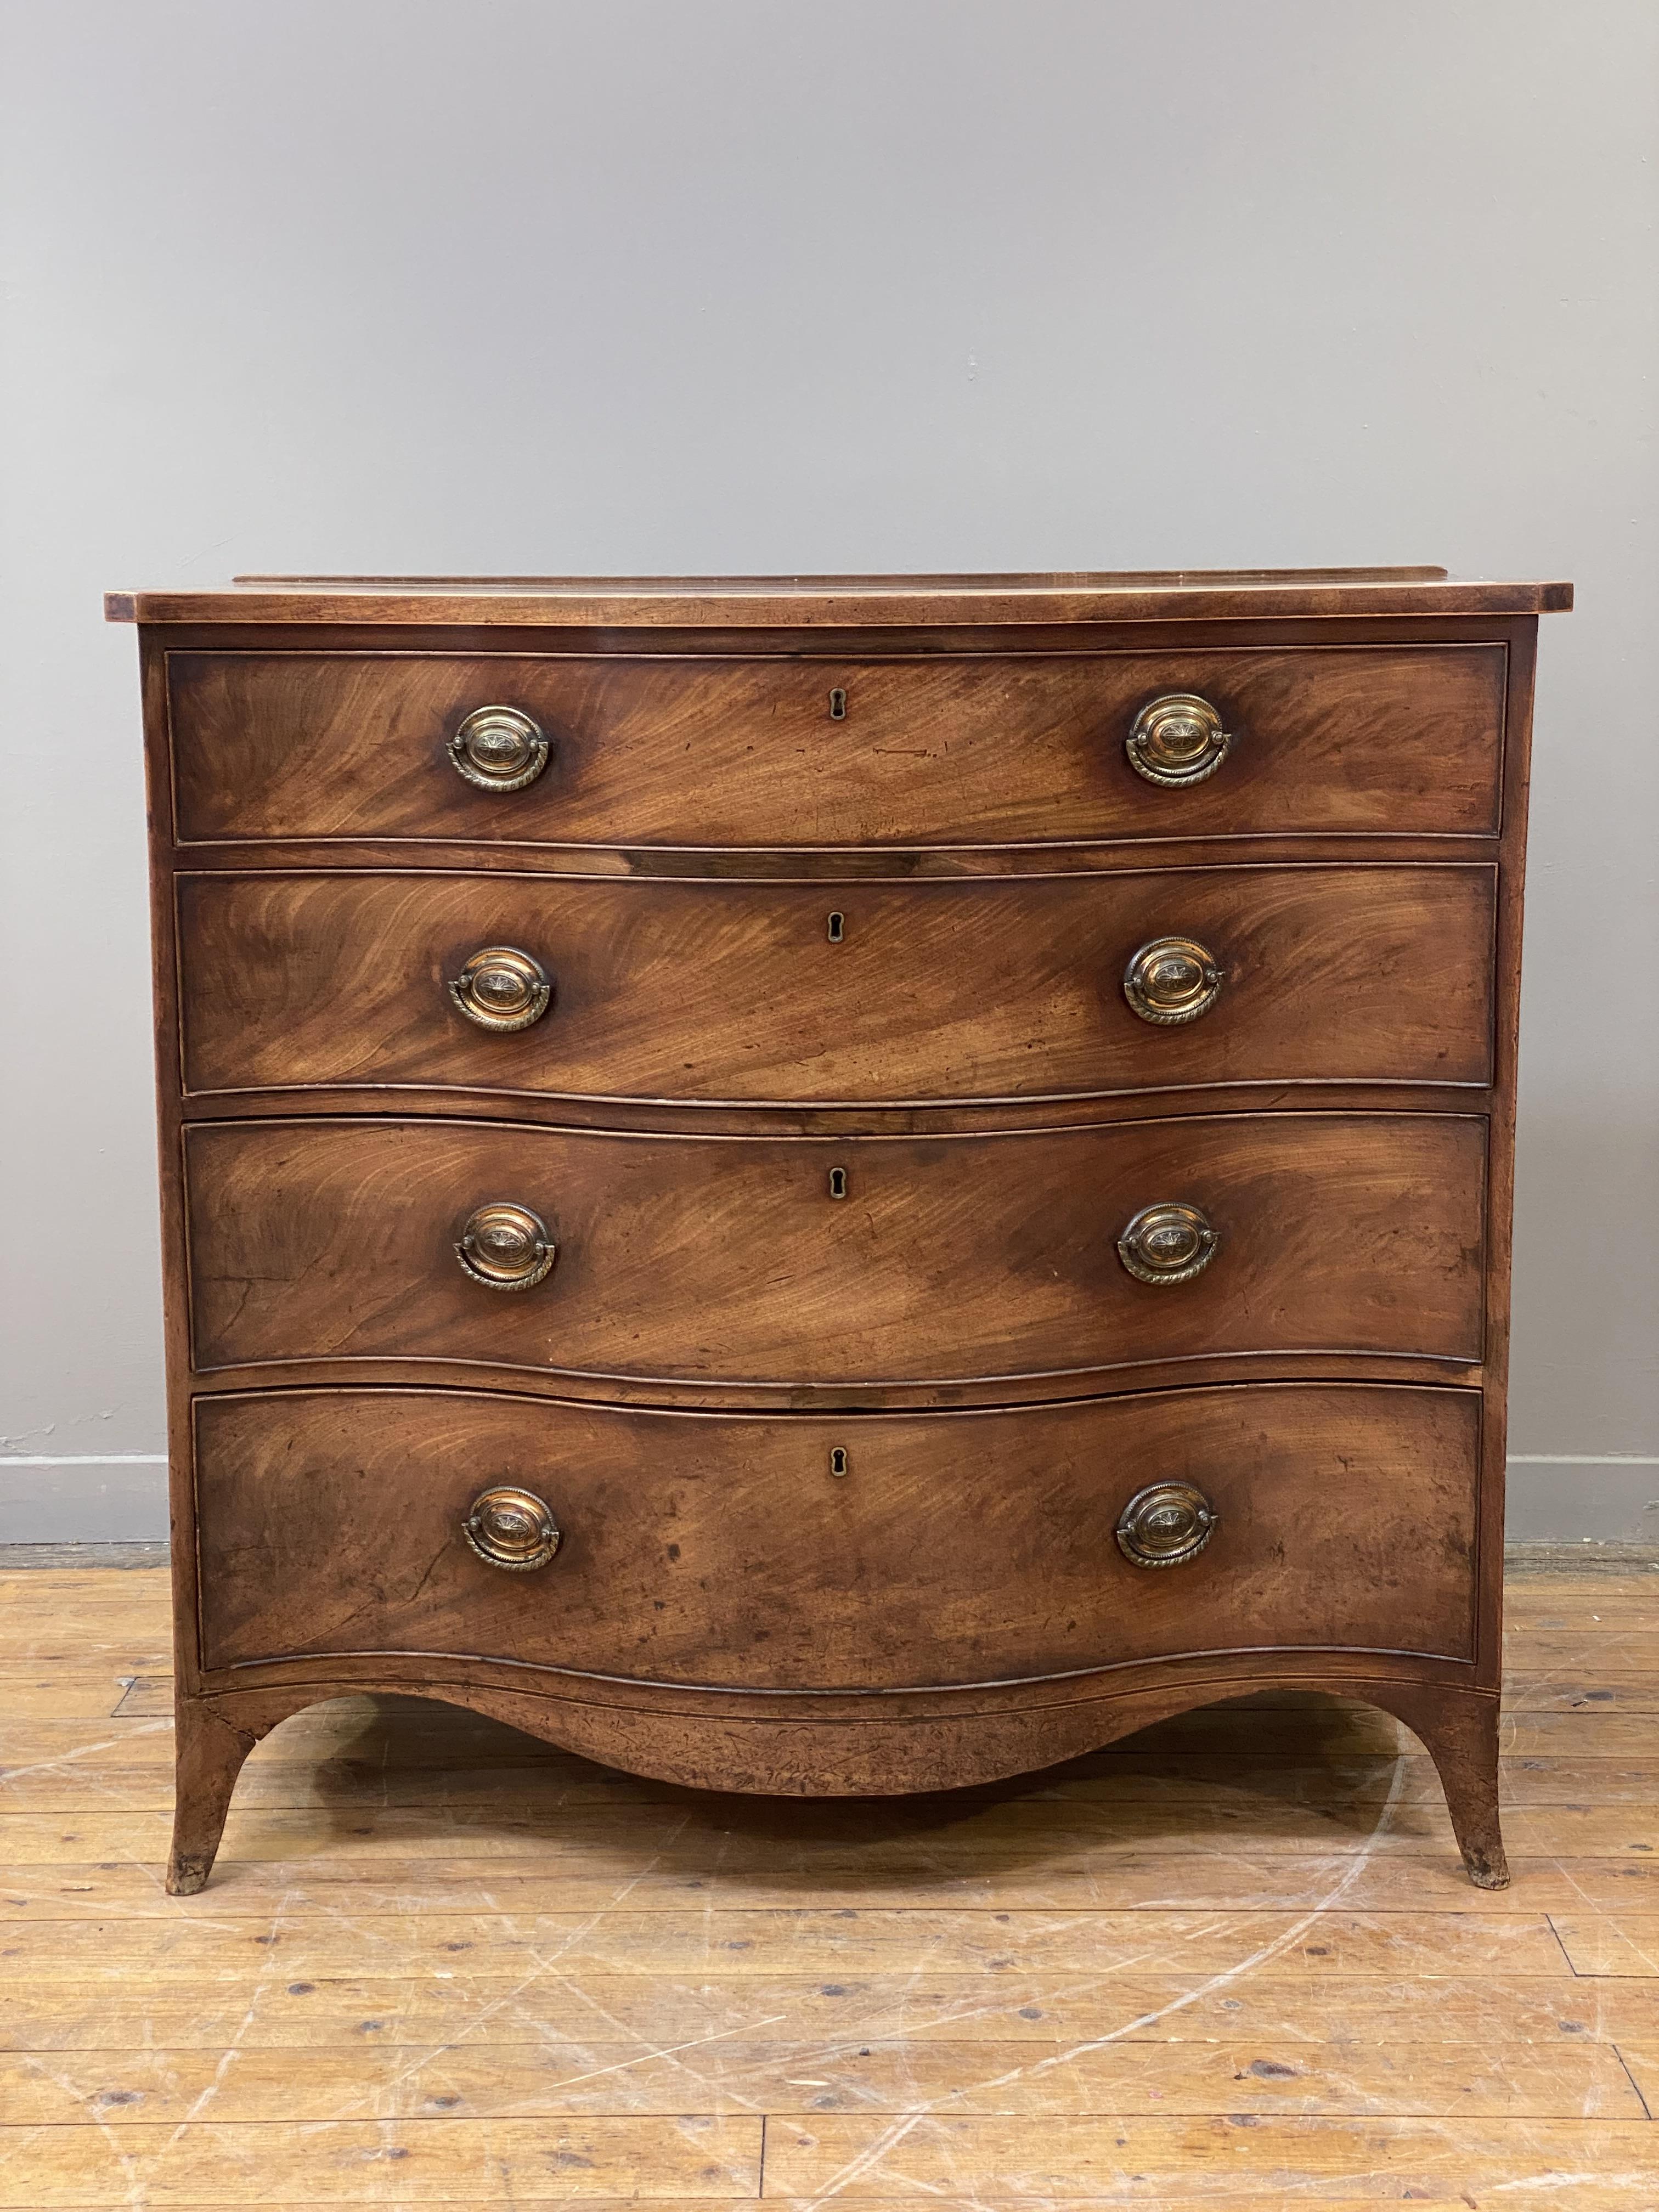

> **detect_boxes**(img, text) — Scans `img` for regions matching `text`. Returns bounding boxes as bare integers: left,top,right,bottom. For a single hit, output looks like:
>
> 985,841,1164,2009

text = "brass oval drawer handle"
1116,1482,1218,1569
1117,1200,1218,1285
463,1485,561,1570
456,1202,556,1291
449,946,552,1032
1123,935,1224,1025
449,707,550,793
1126,693,1232,787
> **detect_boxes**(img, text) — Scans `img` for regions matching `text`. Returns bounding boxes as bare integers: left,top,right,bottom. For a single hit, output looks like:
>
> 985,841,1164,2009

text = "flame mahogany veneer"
110,567,1567,1893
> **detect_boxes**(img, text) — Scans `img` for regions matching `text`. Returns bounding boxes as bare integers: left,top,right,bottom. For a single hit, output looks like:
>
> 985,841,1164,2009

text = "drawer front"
193,1384,1481,1683
167,646,1505,847
176,865,1496,1102
184,1114,1487,1384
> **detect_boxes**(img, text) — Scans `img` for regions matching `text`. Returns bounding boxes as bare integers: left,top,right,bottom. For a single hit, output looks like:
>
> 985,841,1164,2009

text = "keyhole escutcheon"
828,1166,848,1199
828,687,847,720
827,911,845,942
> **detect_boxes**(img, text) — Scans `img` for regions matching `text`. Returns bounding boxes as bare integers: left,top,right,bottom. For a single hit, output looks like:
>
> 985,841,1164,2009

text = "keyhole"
827,911,845,943
828,688,847,720
830,1447,849,1477
828,1166,848,1199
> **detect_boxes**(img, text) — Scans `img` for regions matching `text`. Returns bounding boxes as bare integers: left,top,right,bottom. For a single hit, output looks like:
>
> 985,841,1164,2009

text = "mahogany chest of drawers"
108,566,1570,1893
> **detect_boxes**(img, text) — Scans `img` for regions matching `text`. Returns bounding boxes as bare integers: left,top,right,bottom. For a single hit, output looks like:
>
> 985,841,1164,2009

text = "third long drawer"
184,1111,1487,1386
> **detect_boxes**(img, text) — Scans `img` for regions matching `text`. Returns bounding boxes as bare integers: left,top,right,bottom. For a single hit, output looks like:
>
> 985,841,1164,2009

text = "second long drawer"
174,865,1497,1103
184,1112,1486,1385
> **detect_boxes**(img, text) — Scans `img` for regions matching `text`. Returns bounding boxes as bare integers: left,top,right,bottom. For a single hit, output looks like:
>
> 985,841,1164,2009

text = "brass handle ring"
463,1485,561,1570
1123,935,1224,1025
449,707,550,793
449,946,552,1032
1116,1482,1218,1569
455,1202,556,1291
1126,693,1232,787
1117,1200,1218,1285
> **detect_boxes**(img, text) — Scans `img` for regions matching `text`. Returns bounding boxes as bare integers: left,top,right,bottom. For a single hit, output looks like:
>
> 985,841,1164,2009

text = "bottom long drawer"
192,1384,1480,1688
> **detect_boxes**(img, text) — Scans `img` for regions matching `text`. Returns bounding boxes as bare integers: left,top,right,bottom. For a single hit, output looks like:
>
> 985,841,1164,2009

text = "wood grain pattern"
181,1113,1487,1386
1,2035,1643,2123
188,1384,1481,1687
4,1897,1565,1983
174,864,1498,1104
0,2115,761,2204
166,645,1506,847
765,2115,1656,2199
0,1560,1648,2207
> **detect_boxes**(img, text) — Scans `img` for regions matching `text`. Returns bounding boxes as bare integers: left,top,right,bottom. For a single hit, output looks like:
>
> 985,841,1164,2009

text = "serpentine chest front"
108,566,1569,1893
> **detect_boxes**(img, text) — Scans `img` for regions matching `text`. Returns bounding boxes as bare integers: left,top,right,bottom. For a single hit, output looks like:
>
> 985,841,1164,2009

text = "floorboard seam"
1544,1911,1584,1977
1612,2044,1654,2119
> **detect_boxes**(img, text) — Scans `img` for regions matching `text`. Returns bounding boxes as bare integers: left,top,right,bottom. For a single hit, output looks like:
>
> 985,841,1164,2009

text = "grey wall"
2,0,1655,1541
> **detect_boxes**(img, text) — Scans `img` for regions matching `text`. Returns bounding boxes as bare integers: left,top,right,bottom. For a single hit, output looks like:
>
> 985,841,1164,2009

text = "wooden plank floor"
1,1560,1656,2207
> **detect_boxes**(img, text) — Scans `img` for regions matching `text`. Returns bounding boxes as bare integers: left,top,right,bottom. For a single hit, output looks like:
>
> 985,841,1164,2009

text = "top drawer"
167,646,1506,848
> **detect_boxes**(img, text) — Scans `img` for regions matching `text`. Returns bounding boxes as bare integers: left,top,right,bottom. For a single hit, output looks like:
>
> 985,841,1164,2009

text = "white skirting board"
3,1451,1657,1545
1504,1457,1659,1542
1,1457,172,1543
